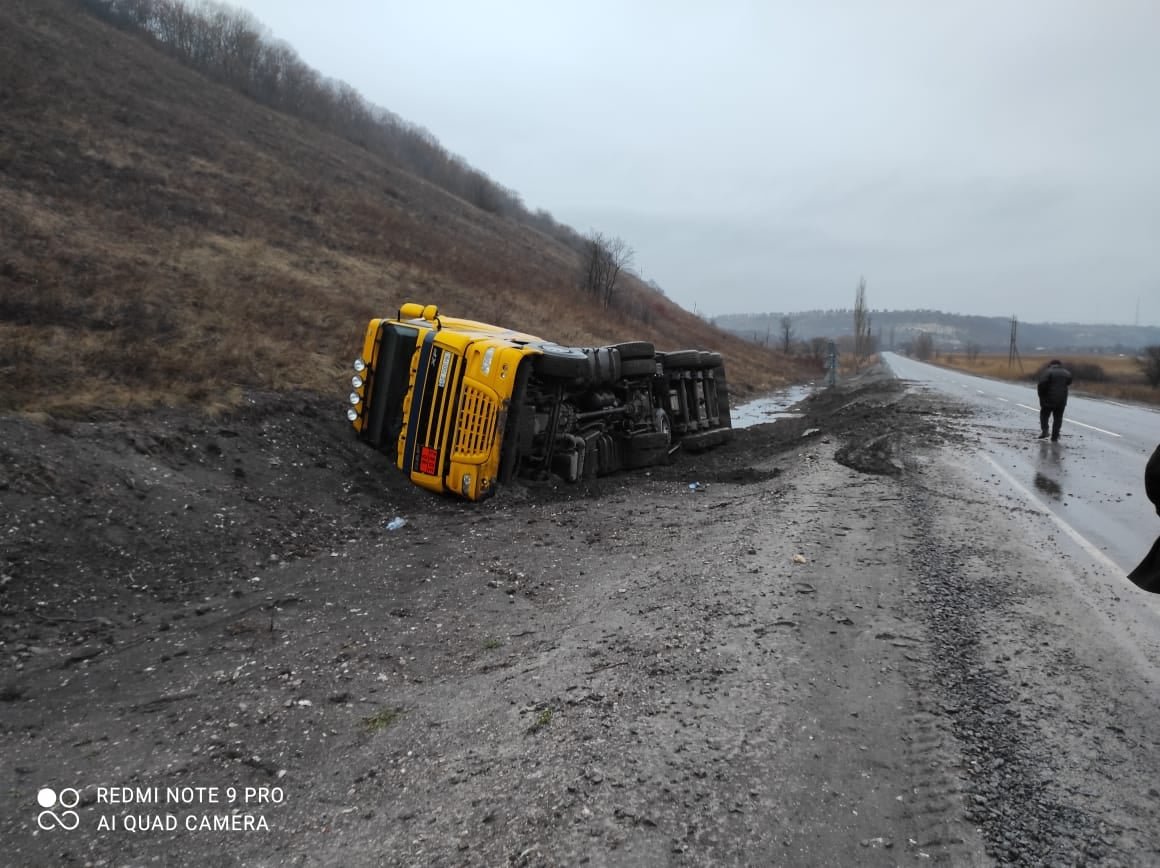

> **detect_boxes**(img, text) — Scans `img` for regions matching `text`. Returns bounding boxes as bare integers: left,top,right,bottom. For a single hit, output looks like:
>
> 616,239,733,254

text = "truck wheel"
620,357,657,378
612,341,655,361
697,351,723,369
586,346,621,384
534,344,590,380
662,349,700,370
714,365,733,429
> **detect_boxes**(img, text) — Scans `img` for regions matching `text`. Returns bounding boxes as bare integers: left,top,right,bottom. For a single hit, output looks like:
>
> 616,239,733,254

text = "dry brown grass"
931,353,1160,406
0,0,811,416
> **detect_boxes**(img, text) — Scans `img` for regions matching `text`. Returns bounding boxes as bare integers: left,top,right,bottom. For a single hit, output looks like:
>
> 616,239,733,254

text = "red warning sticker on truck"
418,447,439,475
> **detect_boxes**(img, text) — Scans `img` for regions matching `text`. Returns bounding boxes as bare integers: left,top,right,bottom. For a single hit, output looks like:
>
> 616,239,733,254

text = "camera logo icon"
36,787,80,831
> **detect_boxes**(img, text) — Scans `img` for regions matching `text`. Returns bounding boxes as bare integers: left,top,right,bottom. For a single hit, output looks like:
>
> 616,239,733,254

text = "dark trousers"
1040,405,1064,439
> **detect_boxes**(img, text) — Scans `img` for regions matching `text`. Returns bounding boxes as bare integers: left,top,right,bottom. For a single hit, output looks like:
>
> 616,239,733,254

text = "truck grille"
452,385,498,461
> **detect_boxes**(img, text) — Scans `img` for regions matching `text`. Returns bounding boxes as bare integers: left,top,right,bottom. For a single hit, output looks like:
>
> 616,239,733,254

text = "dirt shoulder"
3,366,1154,866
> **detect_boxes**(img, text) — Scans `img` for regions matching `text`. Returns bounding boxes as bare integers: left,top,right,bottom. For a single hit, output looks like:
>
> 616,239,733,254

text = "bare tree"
1139,345,1160,388
966,341,981,362
852,276,871,368
579,232,634,309
780,316,793,354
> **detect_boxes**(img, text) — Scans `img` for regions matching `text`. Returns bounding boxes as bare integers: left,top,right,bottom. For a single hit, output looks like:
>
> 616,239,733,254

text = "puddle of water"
733,384,816,429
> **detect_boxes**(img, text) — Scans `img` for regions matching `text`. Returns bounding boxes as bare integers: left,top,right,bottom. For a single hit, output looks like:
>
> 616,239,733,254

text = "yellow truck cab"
348,303,731,500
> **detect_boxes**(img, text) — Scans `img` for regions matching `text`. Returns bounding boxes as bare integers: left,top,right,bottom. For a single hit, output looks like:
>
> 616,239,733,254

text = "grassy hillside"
0,0,806,416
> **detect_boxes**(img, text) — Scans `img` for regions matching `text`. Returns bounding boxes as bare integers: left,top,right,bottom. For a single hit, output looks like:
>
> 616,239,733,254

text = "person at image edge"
1128,444,1160,592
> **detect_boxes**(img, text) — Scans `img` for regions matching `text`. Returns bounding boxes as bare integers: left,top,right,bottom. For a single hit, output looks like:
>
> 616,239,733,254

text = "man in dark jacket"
1128,444,1160,592
1036,360,1073,441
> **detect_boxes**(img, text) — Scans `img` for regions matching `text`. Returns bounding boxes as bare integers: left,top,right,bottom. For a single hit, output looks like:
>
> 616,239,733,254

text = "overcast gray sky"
227,0,1158,325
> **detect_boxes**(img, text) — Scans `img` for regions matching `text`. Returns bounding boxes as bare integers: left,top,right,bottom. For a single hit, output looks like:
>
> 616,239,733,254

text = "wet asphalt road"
883,352,1159,577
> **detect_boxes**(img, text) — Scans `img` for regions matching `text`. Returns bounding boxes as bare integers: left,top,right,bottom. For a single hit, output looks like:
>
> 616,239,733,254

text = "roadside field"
929,352,1159,406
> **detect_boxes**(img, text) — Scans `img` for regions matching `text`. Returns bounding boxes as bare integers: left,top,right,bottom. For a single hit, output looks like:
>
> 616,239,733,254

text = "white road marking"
976,389,985,394
998,397,1009,403
1068,421,1122,437
982,454,1123,573
1013,403,1122,437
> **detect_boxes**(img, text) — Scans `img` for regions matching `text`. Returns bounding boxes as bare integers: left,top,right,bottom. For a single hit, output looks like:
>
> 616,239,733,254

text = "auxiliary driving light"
349,392,360,405
352,374,364,389
347,408,359,422
353,358,366,373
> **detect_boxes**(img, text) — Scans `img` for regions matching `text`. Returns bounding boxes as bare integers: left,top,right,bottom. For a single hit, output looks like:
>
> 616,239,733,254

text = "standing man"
1036,359,1073,441
1128,444,1160,592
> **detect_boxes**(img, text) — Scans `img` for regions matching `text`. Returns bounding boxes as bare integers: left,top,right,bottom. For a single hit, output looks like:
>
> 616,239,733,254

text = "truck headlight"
353,358,366,373
349,392,360,405
352,374,364,389
347,408,359,422
481,347,496,376
461,473,472,496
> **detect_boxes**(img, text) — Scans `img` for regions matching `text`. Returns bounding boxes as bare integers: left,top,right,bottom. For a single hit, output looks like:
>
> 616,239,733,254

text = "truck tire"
662,349,700,370
534,344,590,380
586,346,621,385
612,341,655,361
714,365,733,429
697,351,723,369
620,357,657,378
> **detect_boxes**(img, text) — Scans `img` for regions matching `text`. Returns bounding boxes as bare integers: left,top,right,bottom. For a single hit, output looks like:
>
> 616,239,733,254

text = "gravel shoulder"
3,367,1160,866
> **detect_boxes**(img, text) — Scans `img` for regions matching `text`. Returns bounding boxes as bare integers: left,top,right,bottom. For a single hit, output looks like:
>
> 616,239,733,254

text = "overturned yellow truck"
347,303,732,500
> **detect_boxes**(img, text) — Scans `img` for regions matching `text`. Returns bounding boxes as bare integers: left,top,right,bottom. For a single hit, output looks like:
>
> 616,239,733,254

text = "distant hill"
0,0,805,414
714,310,1160,354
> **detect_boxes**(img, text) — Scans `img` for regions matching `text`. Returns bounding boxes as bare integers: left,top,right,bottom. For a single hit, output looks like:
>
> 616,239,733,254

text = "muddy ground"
4,366,1159,867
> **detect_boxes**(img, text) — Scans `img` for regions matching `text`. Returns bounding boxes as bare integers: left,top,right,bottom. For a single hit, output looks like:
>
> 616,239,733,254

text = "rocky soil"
3,366,1159,867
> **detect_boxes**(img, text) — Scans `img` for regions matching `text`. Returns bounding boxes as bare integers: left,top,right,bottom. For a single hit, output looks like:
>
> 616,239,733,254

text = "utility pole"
1008,315,1023,372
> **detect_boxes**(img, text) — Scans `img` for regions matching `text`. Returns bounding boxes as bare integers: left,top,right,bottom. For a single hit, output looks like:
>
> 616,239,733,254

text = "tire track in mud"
904,483,1121,866
895,702,971,859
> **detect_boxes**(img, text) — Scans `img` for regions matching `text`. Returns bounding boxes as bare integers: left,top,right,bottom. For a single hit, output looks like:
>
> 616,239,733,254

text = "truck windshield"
362,323,420,458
